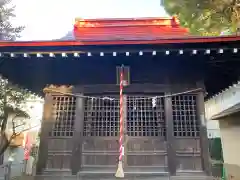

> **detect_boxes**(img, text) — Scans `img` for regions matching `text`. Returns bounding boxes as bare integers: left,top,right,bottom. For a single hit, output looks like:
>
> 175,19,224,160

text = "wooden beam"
73,83,202,95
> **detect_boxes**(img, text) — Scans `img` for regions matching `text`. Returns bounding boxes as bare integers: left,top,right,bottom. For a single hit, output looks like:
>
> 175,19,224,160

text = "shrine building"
0,17,239,180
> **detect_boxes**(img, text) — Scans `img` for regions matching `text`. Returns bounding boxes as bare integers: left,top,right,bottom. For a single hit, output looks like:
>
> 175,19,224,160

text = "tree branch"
0,77,30,156
13,124,40,137
0,124,39,156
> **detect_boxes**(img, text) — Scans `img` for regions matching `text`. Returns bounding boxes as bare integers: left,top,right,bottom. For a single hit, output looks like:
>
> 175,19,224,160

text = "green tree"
163,0,240,36
0,0,24,40
0,77,30,156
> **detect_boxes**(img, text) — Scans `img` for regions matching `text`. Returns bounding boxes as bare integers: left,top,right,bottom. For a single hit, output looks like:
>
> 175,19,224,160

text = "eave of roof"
0,35,240,47
206,80,240,102
0,35,239,97
211,102,240,120
205,81,240,120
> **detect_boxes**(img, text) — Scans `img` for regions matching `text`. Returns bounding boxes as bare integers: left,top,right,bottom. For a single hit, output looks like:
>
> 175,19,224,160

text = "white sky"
11,0,168,41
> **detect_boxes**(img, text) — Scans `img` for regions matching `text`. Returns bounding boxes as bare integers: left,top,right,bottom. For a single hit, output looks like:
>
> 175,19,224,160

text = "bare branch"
0,124,40,156
14,123,26,128
14,124,40,137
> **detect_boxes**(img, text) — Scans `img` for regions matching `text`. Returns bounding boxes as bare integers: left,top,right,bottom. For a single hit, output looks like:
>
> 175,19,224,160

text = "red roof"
73,17,189,41
0,17,239,47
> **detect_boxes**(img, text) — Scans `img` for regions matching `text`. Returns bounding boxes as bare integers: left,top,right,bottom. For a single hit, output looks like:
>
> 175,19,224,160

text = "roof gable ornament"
43,85,73,94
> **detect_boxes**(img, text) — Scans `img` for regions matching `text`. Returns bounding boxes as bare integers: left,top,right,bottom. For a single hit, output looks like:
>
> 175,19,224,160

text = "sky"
11,0,168,41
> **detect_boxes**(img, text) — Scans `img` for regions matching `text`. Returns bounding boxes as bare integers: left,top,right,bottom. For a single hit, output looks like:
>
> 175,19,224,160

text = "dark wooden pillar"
164,92,176,176
71,94,85,175
196,85,211,176
36,91,53,174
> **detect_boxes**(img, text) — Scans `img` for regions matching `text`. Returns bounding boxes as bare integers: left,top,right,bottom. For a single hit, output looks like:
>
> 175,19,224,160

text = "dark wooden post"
164,92,176,176
36,88,54,174
196,82,211,176
71,93,85,175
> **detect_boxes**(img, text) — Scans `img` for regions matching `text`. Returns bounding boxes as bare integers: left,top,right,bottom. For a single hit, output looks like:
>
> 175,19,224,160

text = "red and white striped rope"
119,68,124,162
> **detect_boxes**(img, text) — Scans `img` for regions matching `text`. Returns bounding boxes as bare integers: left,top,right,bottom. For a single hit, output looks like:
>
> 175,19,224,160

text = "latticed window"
51,96,76,137
172,95,199,137
83,96,119,136
127,96,165,137
83,95,165,137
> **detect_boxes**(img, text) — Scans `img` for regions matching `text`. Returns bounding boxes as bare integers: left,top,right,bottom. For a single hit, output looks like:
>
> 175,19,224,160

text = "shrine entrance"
82,94,167,173
80,92,202,174
40,58,209,178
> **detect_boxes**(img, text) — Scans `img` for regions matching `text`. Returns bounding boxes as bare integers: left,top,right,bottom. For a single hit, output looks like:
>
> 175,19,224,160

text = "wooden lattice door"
46,95,76,170
172,95,202,172
125,95,168,172
81,94,168,173
80,93,203,174
82,96,120,171
44,92,203,175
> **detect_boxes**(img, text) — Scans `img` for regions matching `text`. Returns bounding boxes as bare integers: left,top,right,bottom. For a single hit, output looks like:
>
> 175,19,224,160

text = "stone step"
34,169,212,180
34,175,212,180
34,175,77,180
33,174,213,180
